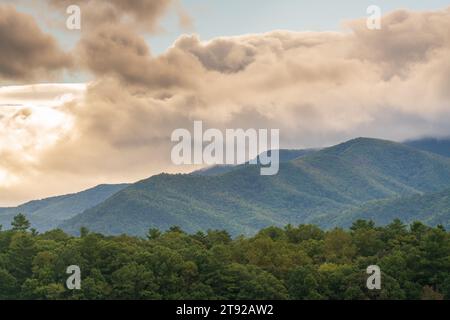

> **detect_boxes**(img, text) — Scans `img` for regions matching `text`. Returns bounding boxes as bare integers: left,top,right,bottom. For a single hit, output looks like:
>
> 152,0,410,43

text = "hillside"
330,188,450,228
0,184,129,231
405,137,450,158
60,138,450,236
192,148,317,176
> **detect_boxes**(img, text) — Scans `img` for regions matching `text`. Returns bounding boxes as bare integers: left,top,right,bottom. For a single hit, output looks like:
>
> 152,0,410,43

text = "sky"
0,0,450,206
10,1,450,59
150,0,450,54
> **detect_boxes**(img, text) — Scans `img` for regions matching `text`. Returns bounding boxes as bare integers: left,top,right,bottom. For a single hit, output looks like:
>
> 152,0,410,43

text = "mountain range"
0,184,129,231
1,137,450,236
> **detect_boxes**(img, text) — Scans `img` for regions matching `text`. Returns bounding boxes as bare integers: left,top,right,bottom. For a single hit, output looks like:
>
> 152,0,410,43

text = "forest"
0,214,449,300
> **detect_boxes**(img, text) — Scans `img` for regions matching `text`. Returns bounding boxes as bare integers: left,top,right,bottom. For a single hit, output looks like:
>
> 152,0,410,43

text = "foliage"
1,215,449,300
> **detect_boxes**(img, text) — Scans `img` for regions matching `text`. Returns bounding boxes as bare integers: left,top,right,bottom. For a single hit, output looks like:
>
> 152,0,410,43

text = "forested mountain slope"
60,138,450,236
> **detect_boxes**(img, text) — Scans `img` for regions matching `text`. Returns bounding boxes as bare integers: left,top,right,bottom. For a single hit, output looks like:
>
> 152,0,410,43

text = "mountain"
332,188,450,228
404,137,450,158
192,164,236,176
0,184,129,231
60,138,450,236
256,148,318,163
192,149,317,176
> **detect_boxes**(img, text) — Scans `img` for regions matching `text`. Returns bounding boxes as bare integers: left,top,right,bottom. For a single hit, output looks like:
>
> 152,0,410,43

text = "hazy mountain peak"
60,137,450,236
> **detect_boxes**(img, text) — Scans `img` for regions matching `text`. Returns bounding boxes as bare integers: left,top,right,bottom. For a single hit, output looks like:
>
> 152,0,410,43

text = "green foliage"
147,228,161,240
11,214,30,232
0,219,449,300
335,188,450,228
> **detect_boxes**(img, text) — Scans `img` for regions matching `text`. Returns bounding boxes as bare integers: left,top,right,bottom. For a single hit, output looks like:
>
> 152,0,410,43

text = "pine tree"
11,214,30,232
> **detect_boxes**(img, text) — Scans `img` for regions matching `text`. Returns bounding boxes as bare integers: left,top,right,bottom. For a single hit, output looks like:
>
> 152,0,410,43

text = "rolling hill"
0,184,129,231
60,138,450,236
331,188,450,228
405,137,450,158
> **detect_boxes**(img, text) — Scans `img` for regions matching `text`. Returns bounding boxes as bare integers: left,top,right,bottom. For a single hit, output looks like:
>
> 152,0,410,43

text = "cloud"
1,6,450,205
76,25,195,88
47,0,194,88
0,5,72,82
47,0,177,32
175,35,257,73
0,83,85,160
0,83,86,106
346,8,450,79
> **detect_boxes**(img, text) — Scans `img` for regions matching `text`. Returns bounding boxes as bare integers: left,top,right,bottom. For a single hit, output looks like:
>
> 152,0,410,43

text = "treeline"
0,214,449,300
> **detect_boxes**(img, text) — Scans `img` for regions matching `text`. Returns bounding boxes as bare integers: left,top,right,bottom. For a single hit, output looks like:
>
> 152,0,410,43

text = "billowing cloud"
48,0,177,32
346,8,450,79
0,5,72,82
76,25,194,88
50,0,194,87
1,6,450,206
175,35,257,73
